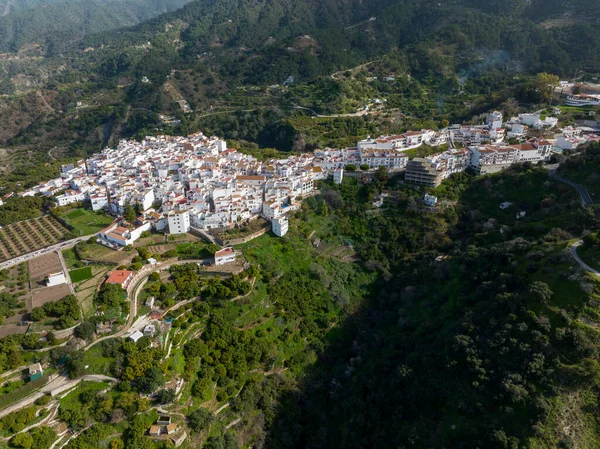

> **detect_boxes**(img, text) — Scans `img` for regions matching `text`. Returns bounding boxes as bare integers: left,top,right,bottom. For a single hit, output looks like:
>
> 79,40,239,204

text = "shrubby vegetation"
562,142,600,198
95,283,127,310
10,426,56,449
31,294,80,329
0,292,23,323
0,196,46,226
1,158,594,448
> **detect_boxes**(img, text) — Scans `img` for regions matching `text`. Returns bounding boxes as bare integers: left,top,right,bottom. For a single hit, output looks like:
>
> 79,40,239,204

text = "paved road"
570,240,600,276
0,258,209,416
549,170,595,207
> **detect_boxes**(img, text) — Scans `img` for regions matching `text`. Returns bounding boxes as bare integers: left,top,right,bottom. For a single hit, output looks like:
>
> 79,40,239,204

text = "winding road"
570,240,600,276
0,258,209,418
0,374,118,419
84,258,210,351
549,170,595,207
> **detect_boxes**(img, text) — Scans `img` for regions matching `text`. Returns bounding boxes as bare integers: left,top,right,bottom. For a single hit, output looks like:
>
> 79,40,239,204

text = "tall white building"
487,111,503,130
333,168,344,184
137,189,155,212
168,210,190,234
272,216,289,237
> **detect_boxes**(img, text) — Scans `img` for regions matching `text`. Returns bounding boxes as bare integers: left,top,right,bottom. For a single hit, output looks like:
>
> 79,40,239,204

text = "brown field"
0,324,30,338
144,243,177,255
0,216,70,262
28,252,62,282
134,235,168,246
31,284,70,309
3,308,29,324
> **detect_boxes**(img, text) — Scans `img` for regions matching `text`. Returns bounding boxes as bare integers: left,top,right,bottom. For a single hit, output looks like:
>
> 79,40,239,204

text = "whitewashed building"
168,210,190,234
272,216,289,237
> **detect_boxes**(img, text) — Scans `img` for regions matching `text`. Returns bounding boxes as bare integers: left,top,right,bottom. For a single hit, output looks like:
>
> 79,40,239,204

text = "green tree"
155,389,176,404
375,166,389,182
528,281,553,304
97,284,126,308
10,432,33,449
74,321,95,342
66,351,86,379
136,366,165,394
123,204,136,223
187,407,214,433
534,72,559,103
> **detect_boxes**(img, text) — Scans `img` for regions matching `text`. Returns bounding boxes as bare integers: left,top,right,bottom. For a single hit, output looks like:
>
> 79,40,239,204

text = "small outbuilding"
28,363,43,382
214,247,236,266
128,330,144,343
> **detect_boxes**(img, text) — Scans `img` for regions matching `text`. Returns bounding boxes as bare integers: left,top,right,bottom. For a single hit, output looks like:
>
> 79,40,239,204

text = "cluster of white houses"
12,108,600,242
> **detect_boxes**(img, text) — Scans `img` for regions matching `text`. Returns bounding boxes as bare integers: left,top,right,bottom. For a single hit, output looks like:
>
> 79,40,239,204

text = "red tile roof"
106,270,133,285
215,247,234,257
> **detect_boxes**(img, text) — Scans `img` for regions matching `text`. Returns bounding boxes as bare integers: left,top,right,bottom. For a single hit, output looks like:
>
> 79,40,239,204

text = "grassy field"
69,266,93,283
176,241,219,259
80,346,115,376
60,208,114,236
73,265,111,317
403,143,447,159
77,242,131,265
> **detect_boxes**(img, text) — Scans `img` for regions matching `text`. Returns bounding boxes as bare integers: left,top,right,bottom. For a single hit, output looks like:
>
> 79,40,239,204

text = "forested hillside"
1,0,600,192
0,0,65,15
1,1,600,447
0,0,194,52
264,165,600,449
74,0,600,87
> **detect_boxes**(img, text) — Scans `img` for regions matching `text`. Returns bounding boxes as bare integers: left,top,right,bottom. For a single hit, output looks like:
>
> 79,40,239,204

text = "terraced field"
0,216,71,262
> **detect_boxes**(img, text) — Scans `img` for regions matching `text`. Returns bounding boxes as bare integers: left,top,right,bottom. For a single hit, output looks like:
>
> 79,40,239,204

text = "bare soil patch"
31,284,70,309
28,252,62,282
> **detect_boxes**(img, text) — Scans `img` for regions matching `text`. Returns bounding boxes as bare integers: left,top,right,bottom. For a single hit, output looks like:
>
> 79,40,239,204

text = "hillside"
0,0,194,53
0,0,65,16
1,0,600,184
265,166,600,449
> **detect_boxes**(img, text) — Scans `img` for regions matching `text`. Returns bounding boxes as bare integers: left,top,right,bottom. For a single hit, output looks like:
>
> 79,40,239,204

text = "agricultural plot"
74,265,111,317
28,253,62,283
31,284,70,309
0,216,70,262
59,208,114,236
0,263,29,297
69,266,93,283
77,242,132,265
